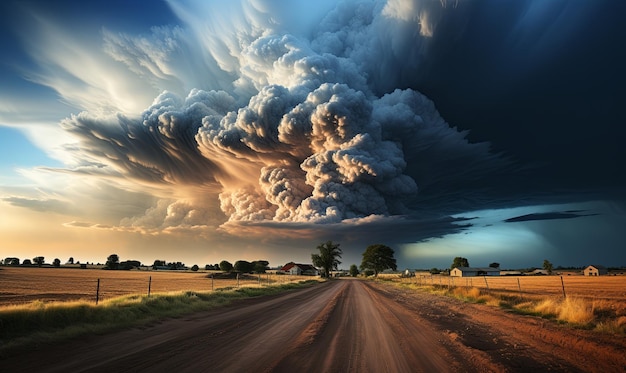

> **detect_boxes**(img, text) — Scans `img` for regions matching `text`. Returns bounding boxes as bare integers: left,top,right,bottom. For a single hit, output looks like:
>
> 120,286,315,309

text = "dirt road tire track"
3,279,625,372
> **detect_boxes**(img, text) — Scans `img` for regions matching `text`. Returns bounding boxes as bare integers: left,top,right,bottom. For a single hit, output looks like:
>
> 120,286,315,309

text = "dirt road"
3,279,626,372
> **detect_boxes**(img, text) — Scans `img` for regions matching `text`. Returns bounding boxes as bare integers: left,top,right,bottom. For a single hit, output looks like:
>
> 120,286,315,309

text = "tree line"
3,256,63,267
104,255,271,273
5,241,400,277
1,255,272,274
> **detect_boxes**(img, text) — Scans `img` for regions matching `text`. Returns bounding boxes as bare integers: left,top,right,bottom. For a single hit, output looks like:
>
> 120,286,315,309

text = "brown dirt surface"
2,279,626,372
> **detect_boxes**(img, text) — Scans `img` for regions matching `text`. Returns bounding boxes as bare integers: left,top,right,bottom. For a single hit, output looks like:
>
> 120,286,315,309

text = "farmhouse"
450,267,501,277
280,262,319,276
584,265,608,276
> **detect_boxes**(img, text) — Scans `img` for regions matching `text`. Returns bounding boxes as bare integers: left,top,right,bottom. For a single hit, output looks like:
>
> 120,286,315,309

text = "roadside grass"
386,280,625,335
0,279,321,356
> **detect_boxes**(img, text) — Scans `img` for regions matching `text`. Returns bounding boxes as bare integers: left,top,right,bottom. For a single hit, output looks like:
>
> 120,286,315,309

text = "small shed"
584,265,608,276
450,267,500,277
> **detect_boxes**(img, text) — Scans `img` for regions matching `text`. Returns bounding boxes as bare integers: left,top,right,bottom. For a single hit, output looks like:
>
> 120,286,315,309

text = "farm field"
391,273,626,317
406,272,626,299
0,267,309,307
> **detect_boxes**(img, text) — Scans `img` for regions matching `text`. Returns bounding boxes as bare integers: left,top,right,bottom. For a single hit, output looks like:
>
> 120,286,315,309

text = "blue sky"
0,127,62,185
1,0,625,270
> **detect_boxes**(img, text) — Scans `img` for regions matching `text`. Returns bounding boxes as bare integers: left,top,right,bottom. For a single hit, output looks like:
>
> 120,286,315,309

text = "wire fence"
0,267,315,307
391,273,626,302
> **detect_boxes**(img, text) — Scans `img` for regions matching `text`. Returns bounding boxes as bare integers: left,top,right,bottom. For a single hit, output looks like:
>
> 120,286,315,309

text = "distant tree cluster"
310,241,398,278
1,256,56,267
216,260,268,273
148,259,270,273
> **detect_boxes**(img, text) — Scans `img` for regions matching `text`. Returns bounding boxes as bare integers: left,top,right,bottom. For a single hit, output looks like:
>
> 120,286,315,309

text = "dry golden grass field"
0,267,309,307
404,272,626,301
388,272,626,325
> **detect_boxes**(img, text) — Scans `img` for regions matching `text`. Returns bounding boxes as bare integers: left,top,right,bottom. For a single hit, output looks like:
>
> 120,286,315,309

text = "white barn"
584,265,608,276
450,267,501,277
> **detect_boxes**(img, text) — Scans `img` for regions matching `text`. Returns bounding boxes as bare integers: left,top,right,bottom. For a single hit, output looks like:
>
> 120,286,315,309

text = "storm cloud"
2,0,624,268
60,2,509,230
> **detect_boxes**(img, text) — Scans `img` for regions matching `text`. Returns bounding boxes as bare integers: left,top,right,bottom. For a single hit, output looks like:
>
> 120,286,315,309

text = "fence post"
237,273,240,287
258,274,261,286
517,277,521,295
148,276,152,297
560,276,566,298
211,274,214,291
95,278,100,305
483,276,489,290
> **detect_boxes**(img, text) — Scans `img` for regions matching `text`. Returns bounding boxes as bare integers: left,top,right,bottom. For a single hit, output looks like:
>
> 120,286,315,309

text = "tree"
489,262,500,269
191,264,199,272
53,258,61,267
120,260,141,270
252,260,269,273
311,241,342,278
105,254,120,270
543,259,553,275
5,257,20,266
152,260,165,269
22,259,32,266
219,260,233,272
360,244,397,277
234,260,253,273
167,261,185,270
349,264,359,277
450,257,469,269
33,256,45,267
68,257,74,264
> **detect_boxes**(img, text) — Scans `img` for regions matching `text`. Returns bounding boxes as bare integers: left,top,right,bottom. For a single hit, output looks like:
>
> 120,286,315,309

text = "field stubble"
0,267,308,307
387,273,626,333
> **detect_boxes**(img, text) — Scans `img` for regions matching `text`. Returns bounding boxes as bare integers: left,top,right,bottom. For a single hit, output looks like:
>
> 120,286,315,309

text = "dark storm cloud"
63,2,513,229
505,211,599,223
